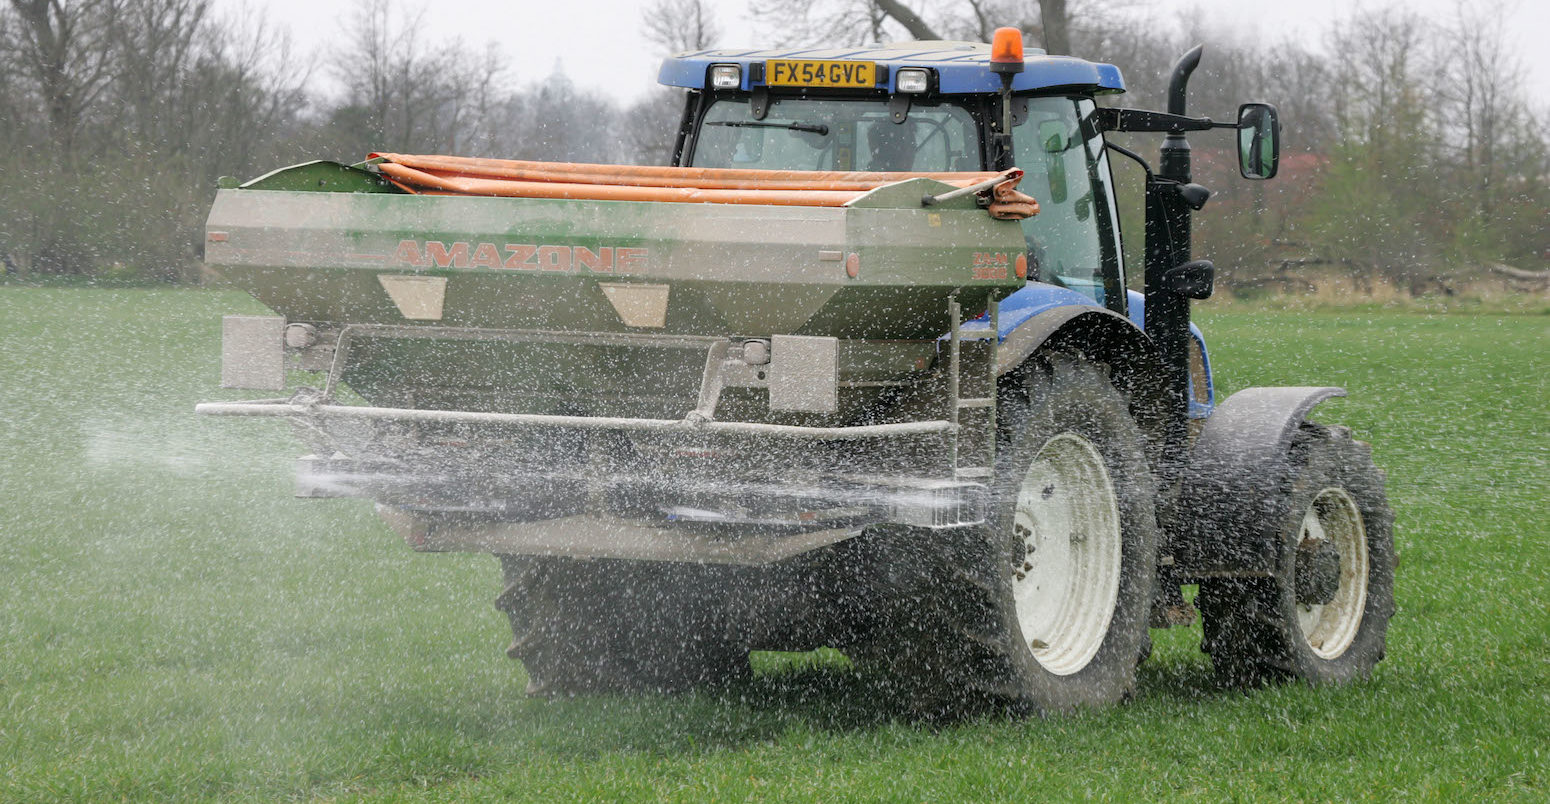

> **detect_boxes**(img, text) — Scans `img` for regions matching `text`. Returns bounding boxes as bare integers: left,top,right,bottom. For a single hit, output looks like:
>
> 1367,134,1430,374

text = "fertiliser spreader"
200,30,1393,714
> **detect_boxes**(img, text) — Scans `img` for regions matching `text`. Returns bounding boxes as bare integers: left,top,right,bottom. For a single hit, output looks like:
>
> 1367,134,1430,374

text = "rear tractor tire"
1199,423,1395,686
874,354,1159,716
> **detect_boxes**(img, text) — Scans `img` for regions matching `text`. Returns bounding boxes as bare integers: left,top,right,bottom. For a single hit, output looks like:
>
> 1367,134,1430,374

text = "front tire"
1199,423,1395,685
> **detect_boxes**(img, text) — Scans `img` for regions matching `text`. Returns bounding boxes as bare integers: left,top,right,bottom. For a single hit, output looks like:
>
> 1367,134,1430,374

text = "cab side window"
1011,97,1122,306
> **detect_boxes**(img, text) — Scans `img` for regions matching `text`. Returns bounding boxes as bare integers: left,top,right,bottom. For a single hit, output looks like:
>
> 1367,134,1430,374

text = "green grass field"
2,287,1545,801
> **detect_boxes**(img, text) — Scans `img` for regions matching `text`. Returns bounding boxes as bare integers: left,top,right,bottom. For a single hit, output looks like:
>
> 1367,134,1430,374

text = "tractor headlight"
896,68,929,93
709,64,742,89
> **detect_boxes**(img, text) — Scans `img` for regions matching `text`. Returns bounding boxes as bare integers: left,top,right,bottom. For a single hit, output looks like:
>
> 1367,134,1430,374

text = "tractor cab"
658,38,1131,311
659,32,1283,439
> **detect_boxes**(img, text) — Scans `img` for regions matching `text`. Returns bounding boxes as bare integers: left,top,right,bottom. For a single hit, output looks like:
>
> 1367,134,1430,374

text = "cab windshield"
686,92,1123,310
689,96,982,172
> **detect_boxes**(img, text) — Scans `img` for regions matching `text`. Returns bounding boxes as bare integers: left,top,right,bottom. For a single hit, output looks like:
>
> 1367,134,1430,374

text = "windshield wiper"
705,120,830,135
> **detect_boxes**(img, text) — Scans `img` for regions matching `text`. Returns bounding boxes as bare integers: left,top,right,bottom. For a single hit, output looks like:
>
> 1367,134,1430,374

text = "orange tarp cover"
367,153,1038,217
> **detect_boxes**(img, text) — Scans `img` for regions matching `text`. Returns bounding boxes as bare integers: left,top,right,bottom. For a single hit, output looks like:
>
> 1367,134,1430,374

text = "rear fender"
996,302,1170,458
1172,386,1346,577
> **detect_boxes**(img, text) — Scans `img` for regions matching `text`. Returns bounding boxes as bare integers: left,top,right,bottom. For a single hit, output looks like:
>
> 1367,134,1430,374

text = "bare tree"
0,7,28,146
512,69,623,163
749,0,897,46
329,0,427,149
182,8,311,176
107,0,212,152
1439,0,1525,216
1308,9,1443,287
1326,8,1435,160
8,0,120,158
748,0,1086,54
1,0,329,276
642,0,719,53
327,0,509,157
630,0,721,166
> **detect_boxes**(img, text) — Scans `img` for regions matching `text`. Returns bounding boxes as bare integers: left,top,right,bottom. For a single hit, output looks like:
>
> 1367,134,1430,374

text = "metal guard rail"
195,400,955,441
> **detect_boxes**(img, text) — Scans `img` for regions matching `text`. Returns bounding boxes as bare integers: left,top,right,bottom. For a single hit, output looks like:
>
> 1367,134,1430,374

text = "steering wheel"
911,117,955,170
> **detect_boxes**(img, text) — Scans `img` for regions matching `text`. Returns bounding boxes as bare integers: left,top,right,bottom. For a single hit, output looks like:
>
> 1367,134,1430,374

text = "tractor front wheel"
1199,423,1395,685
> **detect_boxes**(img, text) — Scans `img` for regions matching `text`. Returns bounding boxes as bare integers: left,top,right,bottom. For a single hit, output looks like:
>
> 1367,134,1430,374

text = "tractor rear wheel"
1199,423,1395,685
495,555,750,696
867,354,1159,716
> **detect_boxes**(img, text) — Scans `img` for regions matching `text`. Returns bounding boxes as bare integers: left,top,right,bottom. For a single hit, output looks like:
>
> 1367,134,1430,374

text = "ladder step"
955,397,994,408
954,466,994,479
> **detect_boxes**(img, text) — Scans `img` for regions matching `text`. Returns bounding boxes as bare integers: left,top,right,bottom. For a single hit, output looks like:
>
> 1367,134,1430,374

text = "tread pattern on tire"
496,555,750,696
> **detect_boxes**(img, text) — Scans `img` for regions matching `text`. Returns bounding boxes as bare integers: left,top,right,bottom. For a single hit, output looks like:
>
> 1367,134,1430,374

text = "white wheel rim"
1295,487,1368,659
1012,433,1123,676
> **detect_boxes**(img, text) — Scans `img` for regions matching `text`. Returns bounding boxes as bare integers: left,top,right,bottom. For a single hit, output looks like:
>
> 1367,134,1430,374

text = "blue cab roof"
658,41,1125,96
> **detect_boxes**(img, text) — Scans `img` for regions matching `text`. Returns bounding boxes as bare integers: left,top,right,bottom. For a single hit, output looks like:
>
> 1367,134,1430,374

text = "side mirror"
1237,102,1280,180
1165,259,1215,299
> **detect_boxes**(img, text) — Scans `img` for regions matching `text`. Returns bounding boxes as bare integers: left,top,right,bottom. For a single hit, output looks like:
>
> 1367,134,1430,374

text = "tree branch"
873,0,940,41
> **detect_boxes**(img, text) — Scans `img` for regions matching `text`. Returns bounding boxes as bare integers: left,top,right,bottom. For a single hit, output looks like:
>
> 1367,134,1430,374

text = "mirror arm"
1093,106,1216,134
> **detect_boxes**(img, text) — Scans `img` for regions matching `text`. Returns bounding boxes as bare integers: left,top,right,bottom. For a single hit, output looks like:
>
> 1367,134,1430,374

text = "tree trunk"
11,0,76,155
1041,0,1070,55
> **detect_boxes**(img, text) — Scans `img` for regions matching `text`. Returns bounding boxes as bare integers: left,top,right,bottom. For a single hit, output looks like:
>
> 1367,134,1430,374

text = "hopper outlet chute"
377,274,448,320
598,283,670,328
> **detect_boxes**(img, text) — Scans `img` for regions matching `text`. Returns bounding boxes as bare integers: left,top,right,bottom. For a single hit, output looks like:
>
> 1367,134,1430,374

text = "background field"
1,287,1545,801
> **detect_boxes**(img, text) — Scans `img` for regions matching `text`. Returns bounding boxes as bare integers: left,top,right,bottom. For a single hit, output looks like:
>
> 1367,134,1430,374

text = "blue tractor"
609,30,1395,708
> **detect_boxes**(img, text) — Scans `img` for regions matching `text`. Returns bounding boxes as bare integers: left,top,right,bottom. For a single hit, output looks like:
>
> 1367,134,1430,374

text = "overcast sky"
226,0,1550,107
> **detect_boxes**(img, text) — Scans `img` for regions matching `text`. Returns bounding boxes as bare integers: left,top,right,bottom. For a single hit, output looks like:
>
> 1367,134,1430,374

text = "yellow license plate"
766,59,877,88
